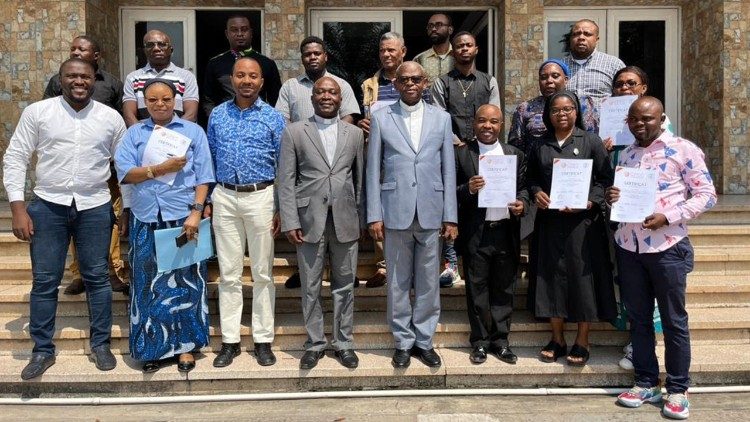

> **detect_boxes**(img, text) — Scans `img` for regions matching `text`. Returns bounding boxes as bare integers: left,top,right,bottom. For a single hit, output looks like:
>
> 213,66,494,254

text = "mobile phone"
175,231,188,248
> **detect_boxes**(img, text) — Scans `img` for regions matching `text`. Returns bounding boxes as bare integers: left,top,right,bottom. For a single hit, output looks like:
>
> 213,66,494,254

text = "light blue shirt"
115,115,215,223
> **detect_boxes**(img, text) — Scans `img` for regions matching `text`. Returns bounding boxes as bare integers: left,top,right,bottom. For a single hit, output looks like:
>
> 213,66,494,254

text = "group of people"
3,14,716,420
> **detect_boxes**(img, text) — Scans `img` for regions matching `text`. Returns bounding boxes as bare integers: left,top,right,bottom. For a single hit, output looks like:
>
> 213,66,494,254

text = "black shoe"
391,349,411,368
470,346,487,364
353,277,361,288
142,360,161,373
492,346,518,364
213,343,241,367
334,349,359,368
285,272,301,289
412,346,441,368
254,343,277,366
21,353,56,380
90,345,117,371
177,354,196,373
299,350,325,369
63,278,85,295
110,275,129,294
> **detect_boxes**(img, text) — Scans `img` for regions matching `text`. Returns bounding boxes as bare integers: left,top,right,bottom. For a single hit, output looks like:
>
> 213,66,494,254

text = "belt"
485,220,507,228
219,181,273,193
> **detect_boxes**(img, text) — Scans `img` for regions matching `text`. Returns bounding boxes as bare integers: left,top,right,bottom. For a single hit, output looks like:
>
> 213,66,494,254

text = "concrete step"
0,344,747,396
687,225,750,247
693,195,750,224
1,273,748,318
0,306,748,356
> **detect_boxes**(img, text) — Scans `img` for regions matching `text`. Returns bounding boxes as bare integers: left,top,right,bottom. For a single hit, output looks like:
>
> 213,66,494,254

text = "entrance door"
121,9,196,75
544,8,680,133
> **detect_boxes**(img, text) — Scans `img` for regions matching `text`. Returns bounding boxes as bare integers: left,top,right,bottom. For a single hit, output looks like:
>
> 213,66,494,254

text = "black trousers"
463,220,518,349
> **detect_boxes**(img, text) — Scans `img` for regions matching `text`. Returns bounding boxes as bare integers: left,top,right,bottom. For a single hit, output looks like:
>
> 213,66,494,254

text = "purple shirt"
614,131,717,253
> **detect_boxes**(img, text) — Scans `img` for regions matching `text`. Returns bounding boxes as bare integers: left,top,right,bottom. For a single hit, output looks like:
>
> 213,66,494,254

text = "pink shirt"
614,131,717,253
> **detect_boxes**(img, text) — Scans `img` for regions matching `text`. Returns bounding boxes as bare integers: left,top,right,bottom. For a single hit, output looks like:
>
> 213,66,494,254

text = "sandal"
539,340,567,363
566,344,590,366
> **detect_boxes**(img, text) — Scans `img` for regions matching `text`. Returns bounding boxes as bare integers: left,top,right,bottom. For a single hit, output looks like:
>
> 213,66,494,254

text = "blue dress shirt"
207,98,286,185
115,116,215,223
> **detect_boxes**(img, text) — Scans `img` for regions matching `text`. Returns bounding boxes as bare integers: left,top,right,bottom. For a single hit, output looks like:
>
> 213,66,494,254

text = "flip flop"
539,340,568,363
567,344,590,366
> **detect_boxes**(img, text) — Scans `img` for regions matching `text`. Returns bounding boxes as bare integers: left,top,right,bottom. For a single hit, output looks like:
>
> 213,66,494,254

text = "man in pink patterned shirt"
606,97,716,420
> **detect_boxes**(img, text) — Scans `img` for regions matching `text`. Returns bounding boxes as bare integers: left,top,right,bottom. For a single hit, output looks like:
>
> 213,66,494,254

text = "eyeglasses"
426,22,449,30
614,80,641,89
144,41,170,50
551,106,576,116
396,76,425,85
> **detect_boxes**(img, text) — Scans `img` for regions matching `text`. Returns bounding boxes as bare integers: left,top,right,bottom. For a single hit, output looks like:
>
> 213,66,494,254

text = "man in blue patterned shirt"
206,57,285,368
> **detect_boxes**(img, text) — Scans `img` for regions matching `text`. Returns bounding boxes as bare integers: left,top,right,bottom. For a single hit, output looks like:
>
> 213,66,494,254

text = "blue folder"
154,218,213,273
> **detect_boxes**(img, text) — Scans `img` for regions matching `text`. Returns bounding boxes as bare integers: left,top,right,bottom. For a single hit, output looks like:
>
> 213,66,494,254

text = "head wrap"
143,77,177,97
539,59,570,77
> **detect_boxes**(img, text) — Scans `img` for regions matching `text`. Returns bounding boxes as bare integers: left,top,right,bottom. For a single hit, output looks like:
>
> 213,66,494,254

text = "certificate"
141,125,192,186
610,166,658,223
599,94,637,146
548,158,593,210
154,218,213,273
478,154,517,208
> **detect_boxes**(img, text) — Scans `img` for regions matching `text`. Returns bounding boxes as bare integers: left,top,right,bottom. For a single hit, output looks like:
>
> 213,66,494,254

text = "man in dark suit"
455,104,528,364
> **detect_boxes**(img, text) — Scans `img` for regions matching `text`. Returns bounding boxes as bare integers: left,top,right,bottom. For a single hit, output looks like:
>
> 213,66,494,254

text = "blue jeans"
442,240,458,267
616,238,693,394
27,198,114,355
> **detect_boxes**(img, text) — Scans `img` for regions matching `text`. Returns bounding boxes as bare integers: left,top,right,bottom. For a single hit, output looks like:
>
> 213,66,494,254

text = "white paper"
610,166,658,223
548,158,593,210
478,154,517,208
141,126,192,186
599,95,637,146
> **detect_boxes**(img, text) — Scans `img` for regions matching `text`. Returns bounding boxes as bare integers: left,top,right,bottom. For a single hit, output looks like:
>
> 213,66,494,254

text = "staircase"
0,197,748,397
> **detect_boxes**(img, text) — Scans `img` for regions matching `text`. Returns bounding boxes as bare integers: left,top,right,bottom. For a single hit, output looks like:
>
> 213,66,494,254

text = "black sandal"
566,344,590,366
539,341,567,363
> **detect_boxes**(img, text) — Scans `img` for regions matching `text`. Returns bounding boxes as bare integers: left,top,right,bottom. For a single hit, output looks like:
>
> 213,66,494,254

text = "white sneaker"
439,264,459,287
619,343,633,370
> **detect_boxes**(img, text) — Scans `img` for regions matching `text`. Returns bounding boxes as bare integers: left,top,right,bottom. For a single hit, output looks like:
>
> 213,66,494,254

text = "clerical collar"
313,114,338,125
477,140,501,153
399,99,423,113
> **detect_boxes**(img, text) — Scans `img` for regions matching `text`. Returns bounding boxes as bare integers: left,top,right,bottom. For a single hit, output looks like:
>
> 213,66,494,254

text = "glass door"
544,10,607,60
121,9,196,75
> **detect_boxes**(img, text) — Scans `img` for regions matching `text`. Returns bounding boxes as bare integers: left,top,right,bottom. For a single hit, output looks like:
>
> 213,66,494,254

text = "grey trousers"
384,218,441,350
296,213,357,352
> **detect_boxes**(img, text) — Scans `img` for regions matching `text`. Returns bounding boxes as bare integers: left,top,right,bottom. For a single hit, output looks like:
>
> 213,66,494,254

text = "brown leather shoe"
63,278,85,295
365,270,386,288
109,275,129,294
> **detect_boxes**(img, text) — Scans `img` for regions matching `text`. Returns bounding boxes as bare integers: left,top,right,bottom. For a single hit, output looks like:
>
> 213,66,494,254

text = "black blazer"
455,140,529,256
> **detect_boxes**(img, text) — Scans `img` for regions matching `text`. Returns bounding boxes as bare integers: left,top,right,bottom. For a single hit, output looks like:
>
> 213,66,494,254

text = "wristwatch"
189,203,205,213
146,166,155,179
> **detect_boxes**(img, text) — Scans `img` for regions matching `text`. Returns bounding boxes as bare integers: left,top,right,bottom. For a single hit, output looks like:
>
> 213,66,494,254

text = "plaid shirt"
563,50,625,110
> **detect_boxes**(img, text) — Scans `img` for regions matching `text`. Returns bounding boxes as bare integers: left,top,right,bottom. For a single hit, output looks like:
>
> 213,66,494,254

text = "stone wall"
84,0,120,77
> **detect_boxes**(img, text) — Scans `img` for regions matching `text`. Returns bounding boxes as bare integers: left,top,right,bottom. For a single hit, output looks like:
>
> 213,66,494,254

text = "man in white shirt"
454,104,528,365
3,58,126,380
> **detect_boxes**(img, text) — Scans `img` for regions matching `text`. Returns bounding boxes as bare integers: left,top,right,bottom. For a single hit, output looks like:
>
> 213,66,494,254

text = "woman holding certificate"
115,78,215,373
527,90,616,366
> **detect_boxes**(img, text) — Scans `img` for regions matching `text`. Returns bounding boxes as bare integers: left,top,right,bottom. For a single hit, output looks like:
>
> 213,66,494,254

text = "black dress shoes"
391,349,411,368
334,349,359,368
254,343,277,366
470,346,487,364
299,350,325,369
493,346,518,364
285,272,301,288
21,353,56,380
142,360,161,373
213,343,241,367
412,347,442,368
177,353,196,373
90,345,117,371
63,278,85,295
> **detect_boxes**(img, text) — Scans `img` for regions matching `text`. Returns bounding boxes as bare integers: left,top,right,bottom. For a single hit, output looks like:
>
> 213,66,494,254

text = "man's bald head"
143,30,171,45
474,104,504,144
143,30,172,69
627,96,666,145
313,75,340,91
394,61,428,105
312,76,342,119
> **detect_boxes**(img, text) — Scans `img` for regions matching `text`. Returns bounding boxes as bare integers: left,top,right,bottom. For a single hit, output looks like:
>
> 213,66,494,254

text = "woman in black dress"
527,90,616,366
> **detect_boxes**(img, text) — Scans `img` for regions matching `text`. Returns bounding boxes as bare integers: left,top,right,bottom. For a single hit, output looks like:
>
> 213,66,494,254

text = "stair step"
0,344,747,396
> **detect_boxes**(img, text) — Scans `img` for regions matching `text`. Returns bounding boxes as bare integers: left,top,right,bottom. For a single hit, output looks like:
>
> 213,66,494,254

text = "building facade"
1,0,748,196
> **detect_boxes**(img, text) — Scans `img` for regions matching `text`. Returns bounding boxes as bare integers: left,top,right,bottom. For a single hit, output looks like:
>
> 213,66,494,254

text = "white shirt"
399,100,424,151
478,140,510,221
313,114,339,165
3,97,126,210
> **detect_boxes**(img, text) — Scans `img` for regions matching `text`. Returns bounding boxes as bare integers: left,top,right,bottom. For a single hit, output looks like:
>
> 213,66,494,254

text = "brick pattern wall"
85,0,120,77
723,0,749,193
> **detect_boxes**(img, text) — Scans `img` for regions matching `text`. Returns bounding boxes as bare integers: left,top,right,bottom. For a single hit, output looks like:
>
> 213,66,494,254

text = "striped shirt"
275,71,360,123
123,62,199,120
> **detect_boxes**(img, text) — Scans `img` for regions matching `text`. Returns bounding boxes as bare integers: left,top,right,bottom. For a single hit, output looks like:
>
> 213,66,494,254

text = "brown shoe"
110,275,129,293
63,278,85,295
365,270,387,288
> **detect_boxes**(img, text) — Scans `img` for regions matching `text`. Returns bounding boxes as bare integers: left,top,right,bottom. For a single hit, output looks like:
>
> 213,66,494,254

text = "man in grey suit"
277,77,365,370
366,61,458,369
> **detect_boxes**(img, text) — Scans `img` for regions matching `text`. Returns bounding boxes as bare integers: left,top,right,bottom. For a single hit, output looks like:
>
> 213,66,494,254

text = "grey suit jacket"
366,101,457,230
277,117,365,244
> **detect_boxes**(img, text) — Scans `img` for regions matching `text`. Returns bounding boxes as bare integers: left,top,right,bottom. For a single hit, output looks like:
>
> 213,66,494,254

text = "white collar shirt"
2,97,126,210
399,99,424,151
478,140,510,221
313,114,339,165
